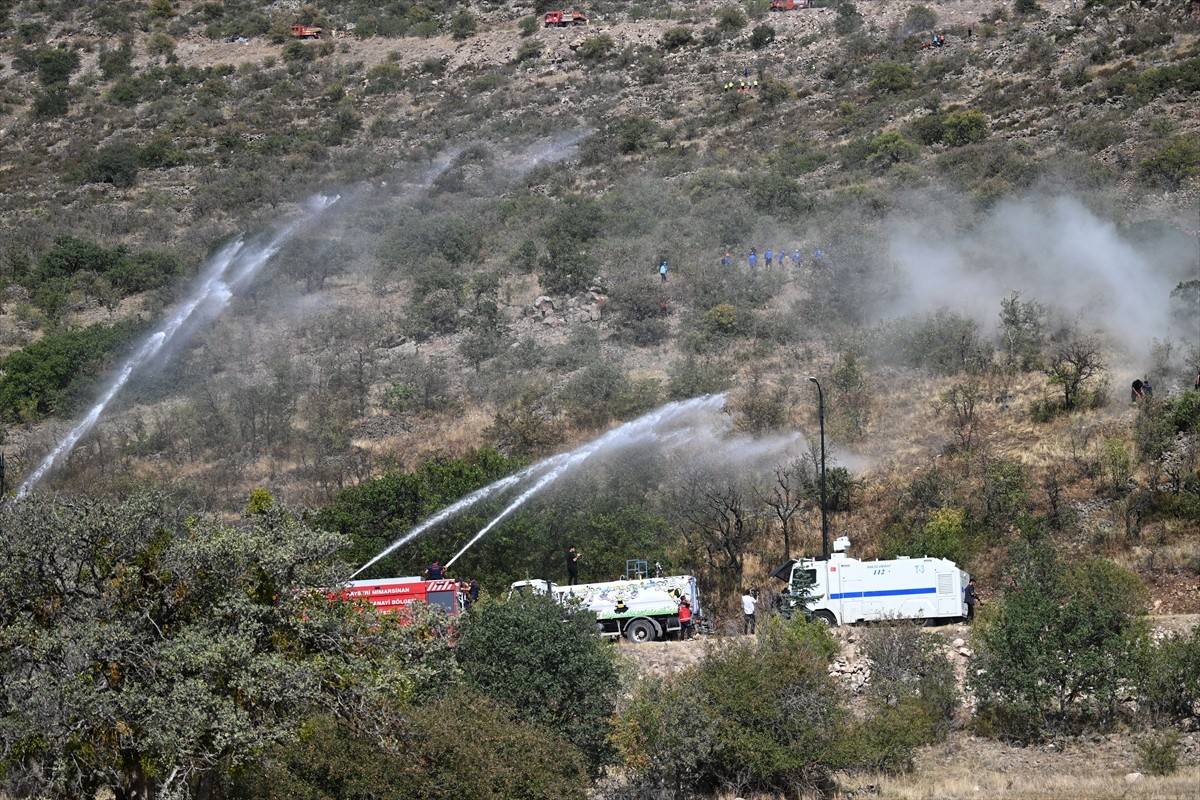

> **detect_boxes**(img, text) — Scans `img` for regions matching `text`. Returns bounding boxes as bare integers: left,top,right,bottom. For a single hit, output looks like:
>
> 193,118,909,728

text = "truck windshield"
426,590,456,613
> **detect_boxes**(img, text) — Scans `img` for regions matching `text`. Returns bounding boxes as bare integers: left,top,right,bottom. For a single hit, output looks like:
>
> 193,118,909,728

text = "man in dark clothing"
426,560,444,580
964,578,979,622
567,546,580,585
467,578,480,607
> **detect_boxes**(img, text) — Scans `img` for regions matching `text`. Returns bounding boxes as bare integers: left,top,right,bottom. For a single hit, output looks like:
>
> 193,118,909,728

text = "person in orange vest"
678,595,694,640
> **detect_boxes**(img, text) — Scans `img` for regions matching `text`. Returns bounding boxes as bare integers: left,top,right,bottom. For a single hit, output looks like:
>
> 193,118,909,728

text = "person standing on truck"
964,578,979,623
567,546,580,585
678,595,694,640
742,588,758,634
426,559,443,580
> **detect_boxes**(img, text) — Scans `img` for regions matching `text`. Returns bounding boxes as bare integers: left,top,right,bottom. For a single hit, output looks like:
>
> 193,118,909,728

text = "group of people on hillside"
729,247,825,270
658,247,829,281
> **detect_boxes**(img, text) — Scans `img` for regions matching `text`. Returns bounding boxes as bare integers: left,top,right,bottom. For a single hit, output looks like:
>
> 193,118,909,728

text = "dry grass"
860,763,1200,800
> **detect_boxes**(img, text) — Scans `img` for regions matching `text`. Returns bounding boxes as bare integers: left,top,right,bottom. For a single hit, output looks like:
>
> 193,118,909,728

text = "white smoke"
887,194,1198,367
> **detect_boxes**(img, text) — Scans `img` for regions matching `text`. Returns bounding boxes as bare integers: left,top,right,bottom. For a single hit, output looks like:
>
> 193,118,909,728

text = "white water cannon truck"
510,569,702,643
770,536,970,627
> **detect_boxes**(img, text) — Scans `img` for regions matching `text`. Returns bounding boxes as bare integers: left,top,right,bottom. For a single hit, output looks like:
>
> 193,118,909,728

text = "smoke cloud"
886,194,1198,368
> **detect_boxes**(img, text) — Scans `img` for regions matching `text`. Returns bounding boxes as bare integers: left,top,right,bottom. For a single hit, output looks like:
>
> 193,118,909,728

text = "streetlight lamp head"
808,376,817,383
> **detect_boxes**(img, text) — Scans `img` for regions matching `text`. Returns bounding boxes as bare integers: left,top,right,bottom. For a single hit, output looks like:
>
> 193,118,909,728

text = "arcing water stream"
350,394,728,576
16,195,339,498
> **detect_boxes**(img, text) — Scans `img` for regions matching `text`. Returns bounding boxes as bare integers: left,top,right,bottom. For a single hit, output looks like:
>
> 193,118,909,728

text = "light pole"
808,376,829,560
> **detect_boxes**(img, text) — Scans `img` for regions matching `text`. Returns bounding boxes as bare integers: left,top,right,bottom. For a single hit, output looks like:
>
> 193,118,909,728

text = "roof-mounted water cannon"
832,536,851,555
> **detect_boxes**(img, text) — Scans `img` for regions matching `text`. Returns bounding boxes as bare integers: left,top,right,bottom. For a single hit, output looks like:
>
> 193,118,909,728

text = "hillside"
0,1,1198,798
0,1,1197,591
3,0,1196,594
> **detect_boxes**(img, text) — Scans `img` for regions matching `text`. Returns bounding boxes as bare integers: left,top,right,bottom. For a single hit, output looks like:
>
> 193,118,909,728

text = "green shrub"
899,5,938,36
514,38,543,63
870,61,914,94
661,26,693,49
667,354,736,400
576,34,615,62
138,135,187,168
884,506,972,563
35,47,80,87
0,319,147,421
1066,120,1124,152
87,142,140,187
1014,0,1040,14
749,23,775,49
1131,629,1200,723
1139,136,1200,189
562,361,641,428
774,138,829,176
868,130,920,168
235,701,588,800
607,277,669,347
147,31,176,60
97,43,134,81
518,15,540,36
749,172,813,214
610,675,715,798
450,11,477,40
971,540,1149,739
455,593,619,775
693,619,843,795
715,6,747,33
1136,732,1181,776
580,115,660,163
282,39,316,62
911,112,945,145
942,109,989,146
364,62,405,93
834,2,864,34
32,90,69,118
889,310,994,374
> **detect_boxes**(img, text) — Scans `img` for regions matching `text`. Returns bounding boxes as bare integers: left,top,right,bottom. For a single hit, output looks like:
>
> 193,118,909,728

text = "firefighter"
567,546,580,585
678,595,694,640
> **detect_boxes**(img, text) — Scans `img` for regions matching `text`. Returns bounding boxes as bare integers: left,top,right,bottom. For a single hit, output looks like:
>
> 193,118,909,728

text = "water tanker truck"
771,536,969,627
510,572,702,643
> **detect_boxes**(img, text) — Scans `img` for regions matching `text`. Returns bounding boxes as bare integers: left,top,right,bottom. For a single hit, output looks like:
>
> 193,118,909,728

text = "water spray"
352,394,728,576
15,194,339,497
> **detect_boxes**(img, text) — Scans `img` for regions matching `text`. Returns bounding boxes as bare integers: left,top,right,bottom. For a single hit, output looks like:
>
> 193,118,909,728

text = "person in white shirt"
742,589,758,635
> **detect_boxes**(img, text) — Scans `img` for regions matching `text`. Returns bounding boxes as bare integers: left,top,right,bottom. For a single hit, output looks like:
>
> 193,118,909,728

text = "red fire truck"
338,576,463,617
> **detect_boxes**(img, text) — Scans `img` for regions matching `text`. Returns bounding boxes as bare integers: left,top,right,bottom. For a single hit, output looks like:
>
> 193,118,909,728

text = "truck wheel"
624,618,657,643
813,611,837,627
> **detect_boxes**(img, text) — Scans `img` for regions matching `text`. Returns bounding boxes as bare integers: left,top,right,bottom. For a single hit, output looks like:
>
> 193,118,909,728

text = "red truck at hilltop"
338,576,463,617
289,24,323,39
769,0,809,10
544,11,589,27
